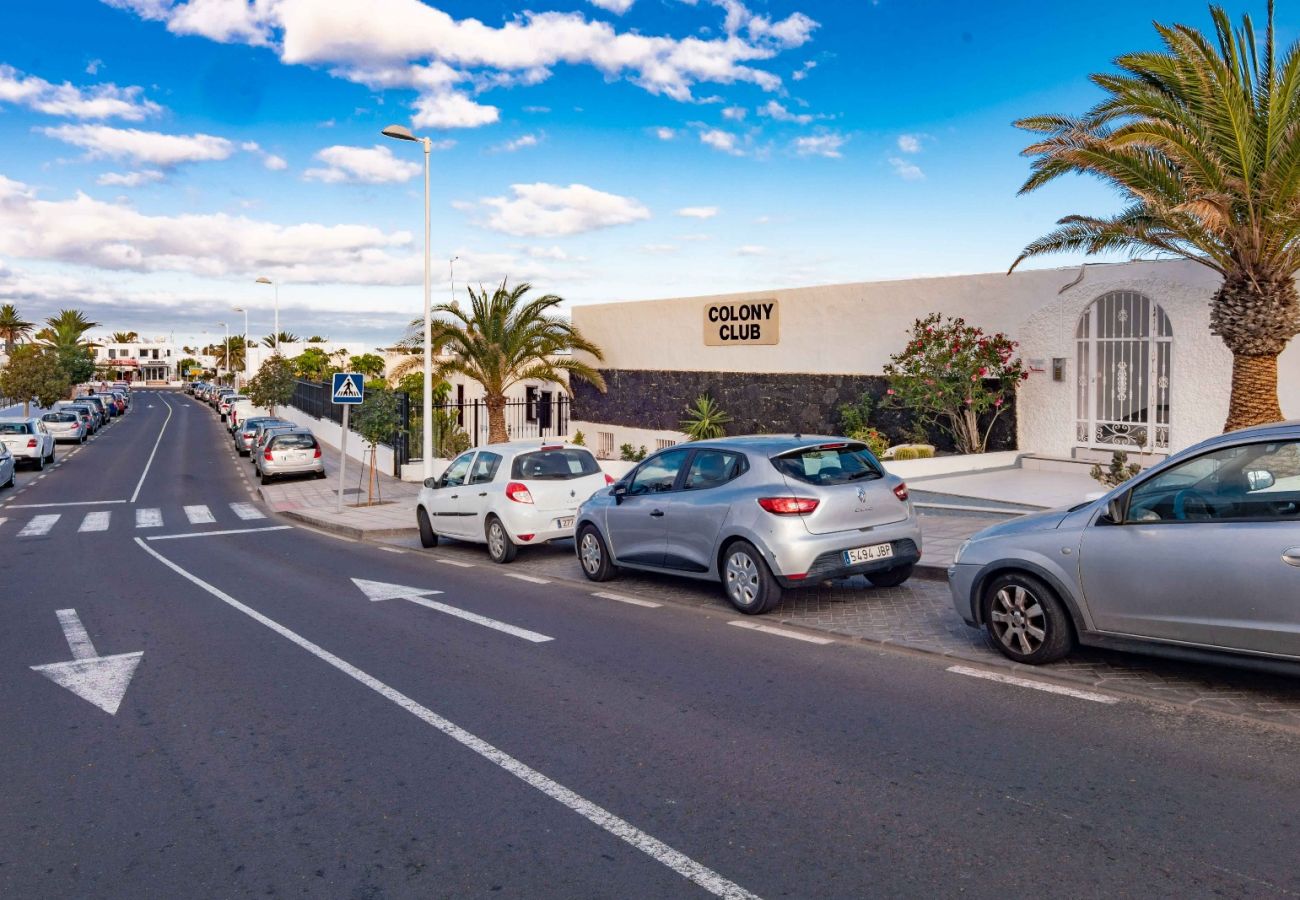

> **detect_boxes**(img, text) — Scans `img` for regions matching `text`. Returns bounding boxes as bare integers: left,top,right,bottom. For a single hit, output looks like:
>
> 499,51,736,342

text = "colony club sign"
703,299,780,346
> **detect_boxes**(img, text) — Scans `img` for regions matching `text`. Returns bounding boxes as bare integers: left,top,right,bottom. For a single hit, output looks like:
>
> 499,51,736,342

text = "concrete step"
1021,451,1163,473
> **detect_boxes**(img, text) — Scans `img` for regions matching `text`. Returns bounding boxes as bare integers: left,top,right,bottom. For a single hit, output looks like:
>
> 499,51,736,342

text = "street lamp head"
255,277,273,285
232,306,245,312
381,124,418,142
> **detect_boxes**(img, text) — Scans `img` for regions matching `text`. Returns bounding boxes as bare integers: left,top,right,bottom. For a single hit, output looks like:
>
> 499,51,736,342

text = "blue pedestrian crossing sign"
331,372,364,404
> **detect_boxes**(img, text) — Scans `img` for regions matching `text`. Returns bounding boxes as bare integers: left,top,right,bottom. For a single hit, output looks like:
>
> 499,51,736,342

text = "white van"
227,400,270,433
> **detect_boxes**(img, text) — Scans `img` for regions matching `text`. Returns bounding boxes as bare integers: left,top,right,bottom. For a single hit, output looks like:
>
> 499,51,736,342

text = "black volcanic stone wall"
571,369,1017,453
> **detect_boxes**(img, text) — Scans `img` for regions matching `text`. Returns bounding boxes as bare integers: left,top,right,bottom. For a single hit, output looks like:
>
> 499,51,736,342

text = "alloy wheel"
989,585,1047,655
488,522,506,559
579,532,601,575
725,551,760,607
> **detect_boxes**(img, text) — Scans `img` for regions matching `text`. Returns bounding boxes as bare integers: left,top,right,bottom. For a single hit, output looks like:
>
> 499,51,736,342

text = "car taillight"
26,438,36,448
758,497,819,515
604,473,615,485
505,482,534,504
313,448,322,458
517,534,535,542
264,450,274,461
893,482,909,502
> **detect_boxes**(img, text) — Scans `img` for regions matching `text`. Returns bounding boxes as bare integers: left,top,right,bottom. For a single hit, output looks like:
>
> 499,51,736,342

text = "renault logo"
856,486,868,503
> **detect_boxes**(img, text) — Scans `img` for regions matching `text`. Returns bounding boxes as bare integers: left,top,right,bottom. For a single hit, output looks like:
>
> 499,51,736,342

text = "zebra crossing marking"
184,505,215,524
18,514,60,536
136,508,163,528
78,511,111,532
229,502,265,521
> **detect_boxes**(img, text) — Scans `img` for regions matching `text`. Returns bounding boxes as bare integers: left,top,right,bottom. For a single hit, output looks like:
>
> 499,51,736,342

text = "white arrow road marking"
18,514,60,536
946,665,1119,704
78,511,111,532
184,505,215,524
136,508,163,528
138,541,755,900
351,578,553,643
30,609,143,716
229,502,265,520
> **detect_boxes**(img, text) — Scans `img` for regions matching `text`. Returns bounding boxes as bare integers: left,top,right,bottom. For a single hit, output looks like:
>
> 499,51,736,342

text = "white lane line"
78,511,111,532
183,505,215,524
133,537,757,900
504,573,551,584
0,516,6,528
378,546,405,554
402,595,554,643
228,502,265,520
136,508,163,528
5,499,128,508
55,608,98,660
592,591,662,609
727,621,834,645
18,514,60,537
946,665,1119,705
129,394,173,503
147,525,292,542
435,558,476,568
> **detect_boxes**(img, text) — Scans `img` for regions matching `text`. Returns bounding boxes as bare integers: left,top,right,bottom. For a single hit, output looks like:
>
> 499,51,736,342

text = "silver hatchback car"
950,420,1300,670
576,436,922,614
256,429,325,484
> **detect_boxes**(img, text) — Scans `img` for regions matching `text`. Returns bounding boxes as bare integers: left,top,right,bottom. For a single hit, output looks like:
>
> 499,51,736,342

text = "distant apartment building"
94,338,178,383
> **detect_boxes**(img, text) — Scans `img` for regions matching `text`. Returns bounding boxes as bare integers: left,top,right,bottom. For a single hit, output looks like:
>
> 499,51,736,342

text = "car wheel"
866,563,913,588
315,470,327,480
2,467,13,488
982,572,1074,665
260,472,272,485
417,507,439,548
33,453,43,472
485,516,518,563
577,525,618,582
46,446,55,464
722,540,782,615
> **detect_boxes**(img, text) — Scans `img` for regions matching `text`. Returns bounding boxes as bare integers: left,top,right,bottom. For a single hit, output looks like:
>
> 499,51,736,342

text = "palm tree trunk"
1224,353,1284,432
486,394,509,444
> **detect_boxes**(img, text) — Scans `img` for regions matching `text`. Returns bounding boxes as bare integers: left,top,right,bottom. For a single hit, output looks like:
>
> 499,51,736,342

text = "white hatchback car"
416,440,612,563
0,417,56,470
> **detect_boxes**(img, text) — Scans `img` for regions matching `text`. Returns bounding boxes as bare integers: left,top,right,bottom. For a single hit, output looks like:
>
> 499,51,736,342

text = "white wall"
274,404,396,476
569,420,686,460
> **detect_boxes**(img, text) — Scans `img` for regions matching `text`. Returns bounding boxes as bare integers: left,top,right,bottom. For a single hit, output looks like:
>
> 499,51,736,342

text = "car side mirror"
423,476,438,489
612,483,628,504
1246,469,1275,492
1105,495,1127,525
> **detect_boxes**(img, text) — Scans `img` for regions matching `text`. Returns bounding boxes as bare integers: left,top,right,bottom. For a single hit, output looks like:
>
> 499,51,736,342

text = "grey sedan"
950,420,1300,669
576,436,922,614
0,443,14,489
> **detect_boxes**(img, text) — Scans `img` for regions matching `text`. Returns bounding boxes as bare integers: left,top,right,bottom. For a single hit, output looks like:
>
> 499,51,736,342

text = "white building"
94,337,180,383
567,259,1300,460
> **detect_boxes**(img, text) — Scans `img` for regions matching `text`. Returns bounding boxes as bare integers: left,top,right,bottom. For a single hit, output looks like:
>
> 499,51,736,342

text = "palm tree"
0,303,33,355
260,331,300,348
37,309,98,395
110,331,139,343
1011,1,1300,432
394,280,607,443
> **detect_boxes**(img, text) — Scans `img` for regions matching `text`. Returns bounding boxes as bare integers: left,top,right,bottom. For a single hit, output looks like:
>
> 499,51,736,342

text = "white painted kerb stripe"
434,558,475,568
727,621,834,645
946,665,1119,704
504,573,550,585
592,591,662,609
134,537,758,900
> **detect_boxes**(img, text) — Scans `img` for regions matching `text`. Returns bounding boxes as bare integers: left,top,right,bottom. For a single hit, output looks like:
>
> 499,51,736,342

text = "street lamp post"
232,306,249,389
382,123,434,479
449,255,458,307
256,277,279,352
218,322,229,384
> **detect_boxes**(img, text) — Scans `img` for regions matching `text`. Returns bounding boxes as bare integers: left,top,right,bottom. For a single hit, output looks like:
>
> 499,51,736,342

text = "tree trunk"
1224,353,1284,432
486,395,509,444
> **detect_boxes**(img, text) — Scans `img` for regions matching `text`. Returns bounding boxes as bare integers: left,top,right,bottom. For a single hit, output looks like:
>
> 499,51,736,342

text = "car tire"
2,467,13,488
577,525,618,582
485,516,518,564
981,572,1074,665
866,563,913,588
721,540,782,615
417,507,439,548
46,446,55,464
260,472,272,485
33,453,43,472
315,470,327,480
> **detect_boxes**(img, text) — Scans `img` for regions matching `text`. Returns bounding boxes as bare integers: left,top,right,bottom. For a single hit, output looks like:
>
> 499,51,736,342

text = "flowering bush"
883,313,1026,454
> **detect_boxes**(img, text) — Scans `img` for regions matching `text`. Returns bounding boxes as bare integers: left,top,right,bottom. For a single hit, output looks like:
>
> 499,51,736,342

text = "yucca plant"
1012,1,1300,432
680,394,732,441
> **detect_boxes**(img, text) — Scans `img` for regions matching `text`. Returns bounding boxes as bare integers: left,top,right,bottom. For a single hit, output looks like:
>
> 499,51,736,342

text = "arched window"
1075,291,1172,450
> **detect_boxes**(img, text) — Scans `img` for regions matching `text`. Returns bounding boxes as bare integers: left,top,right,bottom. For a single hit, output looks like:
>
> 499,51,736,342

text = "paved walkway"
909,467,1102,509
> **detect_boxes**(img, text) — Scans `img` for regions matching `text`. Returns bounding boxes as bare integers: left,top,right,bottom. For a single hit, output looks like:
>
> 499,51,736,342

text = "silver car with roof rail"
575,435,922,614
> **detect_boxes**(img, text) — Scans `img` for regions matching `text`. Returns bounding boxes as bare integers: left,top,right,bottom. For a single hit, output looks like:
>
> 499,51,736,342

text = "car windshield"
271,434,316,450
43,413,77,423
511,448,600,480
771,443,882,485
0,422,32,434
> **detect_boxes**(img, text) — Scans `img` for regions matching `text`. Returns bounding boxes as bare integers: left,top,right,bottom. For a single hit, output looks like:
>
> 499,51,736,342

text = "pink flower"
994,397,1004,407
886,388,895,395
979,367,988,377
970,374,978,382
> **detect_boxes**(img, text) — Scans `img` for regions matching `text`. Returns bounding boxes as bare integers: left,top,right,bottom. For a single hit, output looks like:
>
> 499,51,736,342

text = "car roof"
674,434,857,454
470,439,594,453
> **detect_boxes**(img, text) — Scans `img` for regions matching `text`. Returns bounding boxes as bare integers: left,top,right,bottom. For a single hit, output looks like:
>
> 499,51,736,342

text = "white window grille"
597,432,615,459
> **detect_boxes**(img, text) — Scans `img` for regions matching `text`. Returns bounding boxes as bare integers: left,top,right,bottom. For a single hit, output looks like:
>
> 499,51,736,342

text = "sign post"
331,373,365,513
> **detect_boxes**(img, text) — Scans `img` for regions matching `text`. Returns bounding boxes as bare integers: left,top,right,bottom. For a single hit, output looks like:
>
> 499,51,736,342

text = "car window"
628,448,692,495
470,451,503,484
511,448,599,480
442,452,475,488
771,443,881,486
1126,441,1300,522
43,413,77,423
270,434,316,450
683,450,746,490
0,423,31,434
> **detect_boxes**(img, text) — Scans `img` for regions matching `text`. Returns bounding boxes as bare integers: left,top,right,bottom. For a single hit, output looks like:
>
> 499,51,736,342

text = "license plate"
843,542,894,566
289,451,308,462
556,516,575,529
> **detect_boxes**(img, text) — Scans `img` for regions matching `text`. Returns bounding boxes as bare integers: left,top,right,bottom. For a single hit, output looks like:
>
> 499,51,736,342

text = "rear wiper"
847,469,882,481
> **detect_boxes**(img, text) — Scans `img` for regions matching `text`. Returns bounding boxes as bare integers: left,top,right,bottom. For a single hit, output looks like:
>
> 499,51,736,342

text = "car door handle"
478,492,487,497
650,509,664,517
449,494,458,499
1283,548,1300,567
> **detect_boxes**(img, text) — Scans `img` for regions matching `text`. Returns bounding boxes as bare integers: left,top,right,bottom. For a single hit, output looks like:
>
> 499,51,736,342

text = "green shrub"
619,443,647,462
571,430,586,446
848,426,889,458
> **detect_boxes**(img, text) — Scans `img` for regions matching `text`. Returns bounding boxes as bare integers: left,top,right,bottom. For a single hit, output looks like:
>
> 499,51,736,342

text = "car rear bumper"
262,459,324,477
767,518,924,587
500,505,579,542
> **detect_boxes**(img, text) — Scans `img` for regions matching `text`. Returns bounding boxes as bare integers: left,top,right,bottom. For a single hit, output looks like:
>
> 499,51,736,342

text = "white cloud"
85,59,104,75
676,206,718,219
303,144,422,184
736,244,768,256
699,128,743,156
641,243,677,254
676,232,713,242
653,126,676,141
721,105,746,121
791,59,816,81
889,156,925,180
0,63,161,120
897,133,923,153
588,0,635,13
523,105,551,113
96,170,166,187
412,89,499,129
496,132,541,152
759,99,812,124
38,124,235,166
793,131,846,158
263,154,288,171
470,182,650,237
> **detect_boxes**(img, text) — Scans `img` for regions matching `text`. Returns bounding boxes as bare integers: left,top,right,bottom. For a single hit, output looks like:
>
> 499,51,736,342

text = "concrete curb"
275,506,419,542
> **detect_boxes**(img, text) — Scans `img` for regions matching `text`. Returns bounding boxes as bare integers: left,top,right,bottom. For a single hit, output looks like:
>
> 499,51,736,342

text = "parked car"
54,401,99,433
235,417,290,455
255,429,325,484
950,420,1300,670
416,441,613,563
218,394,246,421
40,410,86,443
0,417,56,470
228,400,269,433
250,422,301,462
0,443,14,488
574,436,921,614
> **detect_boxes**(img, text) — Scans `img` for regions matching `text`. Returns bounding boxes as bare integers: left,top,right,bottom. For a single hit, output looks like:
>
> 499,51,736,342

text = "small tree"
680,394,731,441
248,355,296,415
352,387,403,505
0,346,70,415
884,314,1025,455
351,353,386,378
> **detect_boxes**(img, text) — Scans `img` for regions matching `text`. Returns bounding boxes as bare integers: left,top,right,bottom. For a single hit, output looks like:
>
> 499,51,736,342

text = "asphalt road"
2,390,1298,899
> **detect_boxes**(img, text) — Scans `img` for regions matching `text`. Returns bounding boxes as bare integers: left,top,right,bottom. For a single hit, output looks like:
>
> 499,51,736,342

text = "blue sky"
0,0,1252,349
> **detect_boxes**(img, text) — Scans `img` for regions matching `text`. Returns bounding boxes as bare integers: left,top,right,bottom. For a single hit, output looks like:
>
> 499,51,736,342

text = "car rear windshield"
0,422,32,434
43,413,77,423
771,443,882,485
511,448,600,480
271,434,317,450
